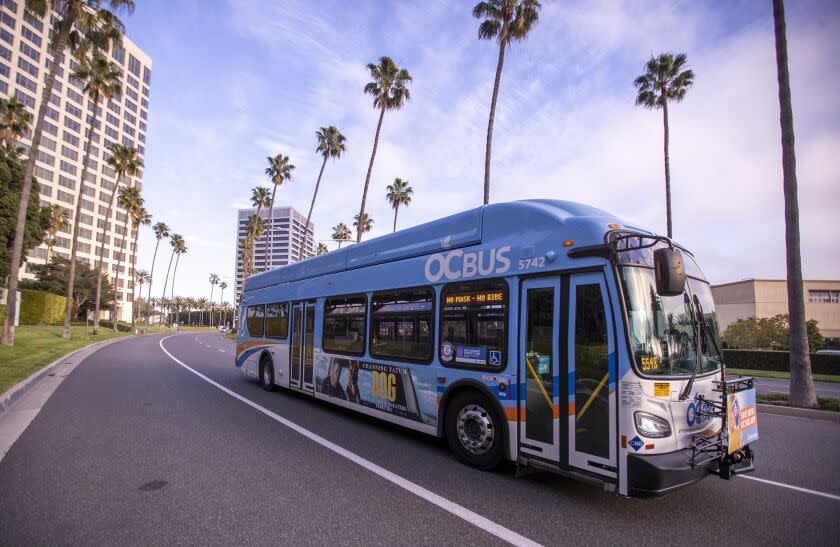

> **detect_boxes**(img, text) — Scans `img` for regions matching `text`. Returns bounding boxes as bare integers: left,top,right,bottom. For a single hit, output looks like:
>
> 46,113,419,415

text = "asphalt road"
0,333,838,546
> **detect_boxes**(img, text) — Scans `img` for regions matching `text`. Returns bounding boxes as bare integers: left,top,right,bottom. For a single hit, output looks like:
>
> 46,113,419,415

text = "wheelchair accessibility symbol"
489,351,501,366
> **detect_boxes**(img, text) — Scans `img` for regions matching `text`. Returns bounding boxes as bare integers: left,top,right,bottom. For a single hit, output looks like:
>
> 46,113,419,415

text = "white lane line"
159,335,541,547
740,475,840,502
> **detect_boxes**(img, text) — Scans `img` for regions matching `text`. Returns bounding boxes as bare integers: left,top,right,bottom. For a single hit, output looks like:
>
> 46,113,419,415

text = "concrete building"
233,206,314,304
1,1,152,322
711,279,840,342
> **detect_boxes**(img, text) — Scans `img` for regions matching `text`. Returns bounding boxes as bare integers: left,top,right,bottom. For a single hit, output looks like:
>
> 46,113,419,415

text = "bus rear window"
265,302,288,339
246,304,265,338
323,295,366,355
440,279,507,369
371,287,434,363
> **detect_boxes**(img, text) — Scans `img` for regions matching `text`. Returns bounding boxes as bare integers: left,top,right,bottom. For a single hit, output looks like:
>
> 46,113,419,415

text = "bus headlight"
634,412,672,438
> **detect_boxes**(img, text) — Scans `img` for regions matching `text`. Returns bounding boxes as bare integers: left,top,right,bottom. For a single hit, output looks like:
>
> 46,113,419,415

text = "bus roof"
244,199,638,293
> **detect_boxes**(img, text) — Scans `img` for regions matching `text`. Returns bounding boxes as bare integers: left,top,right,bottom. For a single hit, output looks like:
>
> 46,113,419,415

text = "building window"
0,27,12,45
142,66,151,85
128,53,140,76
14,89,34,108
66,88,83,105
809,290,840,304
61,145,78,161
57,190,74,204
323,295,366,355
34,165,53,181
246,304,265,337
62,131,79,146
64,117,81,132
112,44,125,65
370,287,434,363
66,102,83,118
439,279,508,369
23,11,43,32
0,43,10,61
18,40,39,62
20,25,41,47
58,175,75,189
265,302,288,339
16,56,37,77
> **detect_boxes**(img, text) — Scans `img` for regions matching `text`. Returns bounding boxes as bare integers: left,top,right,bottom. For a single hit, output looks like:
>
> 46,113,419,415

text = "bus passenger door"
568,272,616,478
302,301,315,392
519,278,561,462
290,303,303,389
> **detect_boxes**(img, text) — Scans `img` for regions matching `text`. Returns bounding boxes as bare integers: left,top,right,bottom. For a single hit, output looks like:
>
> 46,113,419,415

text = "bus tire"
445,391,504,470
259,355,275,392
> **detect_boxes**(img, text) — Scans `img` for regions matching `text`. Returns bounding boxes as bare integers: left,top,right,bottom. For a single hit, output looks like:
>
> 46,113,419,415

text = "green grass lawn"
0,325,130,395
727,368,840,384
757,393,840,412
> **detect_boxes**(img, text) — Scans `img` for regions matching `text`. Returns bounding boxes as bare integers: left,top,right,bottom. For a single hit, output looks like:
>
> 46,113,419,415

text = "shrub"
98,320,132,332
0,303,5,320
723,349,840,375
19,289,66,325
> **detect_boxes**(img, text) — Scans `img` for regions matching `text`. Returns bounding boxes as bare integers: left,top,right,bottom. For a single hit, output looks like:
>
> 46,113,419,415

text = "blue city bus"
236,200,757,497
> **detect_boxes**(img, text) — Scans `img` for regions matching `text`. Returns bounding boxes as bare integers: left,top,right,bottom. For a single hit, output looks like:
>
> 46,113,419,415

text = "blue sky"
125,0,840,301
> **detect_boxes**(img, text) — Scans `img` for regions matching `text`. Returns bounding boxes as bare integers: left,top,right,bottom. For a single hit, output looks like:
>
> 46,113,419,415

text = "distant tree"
219,281,227,307
633,52,694,238
112,184,142,331
386,178,413,232
160,233,184,323
169,235,187,300
357,56,412,243
353,213,374,240
20,257,113,319
127,205,151,332
134,269,149,325
208,273,220,326
316,243,329,255
722,314,824,351
146,222,170,325
44,204,70,263
264,154,295,269
332,223,351,248
0,151,49,282
197,297,209,326
300,126,347,261
0,97,32,151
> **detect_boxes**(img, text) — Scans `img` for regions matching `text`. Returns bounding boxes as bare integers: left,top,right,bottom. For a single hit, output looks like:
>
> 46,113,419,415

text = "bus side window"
439,279,508,369
265,302,289,339
323,295,367,356
370,287,434,363
246,304,265,338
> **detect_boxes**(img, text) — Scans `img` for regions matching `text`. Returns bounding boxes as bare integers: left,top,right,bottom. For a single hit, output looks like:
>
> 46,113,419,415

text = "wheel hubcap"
457,404,494,455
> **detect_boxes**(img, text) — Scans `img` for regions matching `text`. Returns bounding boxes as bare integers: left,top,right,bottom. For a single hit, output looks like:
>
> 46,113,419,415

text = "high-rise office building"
0,1,152,321
233,206,315,304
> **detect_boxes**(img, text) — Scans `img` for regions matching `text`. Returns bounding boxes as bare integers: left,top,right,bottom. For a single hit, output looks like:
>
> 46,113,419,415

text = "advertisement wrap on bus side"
727,387,758,454
315,356,435,424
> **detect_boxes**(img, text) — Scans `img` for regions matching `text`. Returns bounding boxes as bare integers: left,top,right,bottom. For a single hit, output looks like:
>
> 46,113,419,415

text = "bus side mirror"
654,248,686,296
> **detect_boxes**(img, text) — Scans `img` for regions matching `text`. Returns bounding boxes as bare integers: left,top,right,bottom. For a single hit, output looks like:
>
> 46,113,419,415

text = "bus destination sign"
444,291,505,306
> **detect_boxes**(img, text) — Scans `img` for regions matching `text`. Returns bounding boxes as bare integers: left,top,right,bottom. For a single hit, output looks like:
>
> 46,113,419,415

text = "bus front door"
290,301,315,393
568,272,616,479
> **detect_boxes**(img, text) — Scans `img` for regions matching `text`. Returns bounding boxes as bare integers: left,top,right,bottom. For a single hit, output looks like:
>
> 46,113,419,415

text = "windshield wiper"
679,294,703,401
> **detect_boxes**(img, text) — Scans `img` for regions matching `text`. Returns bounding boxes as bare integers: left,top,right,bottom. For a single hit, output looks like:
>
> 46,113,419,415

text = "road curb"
757,403,840,423
0,335,133,415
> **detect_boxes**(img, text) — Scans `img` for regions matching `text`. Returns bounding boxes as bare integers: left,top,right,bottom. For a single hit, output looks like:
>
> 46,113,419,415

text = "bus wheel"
445,391,503,470
259,356,275,392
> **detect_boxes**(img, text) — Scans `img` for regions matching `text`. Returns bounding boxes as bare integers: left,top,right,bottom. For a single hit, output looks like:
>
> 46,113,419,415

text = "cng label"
628,436,644,451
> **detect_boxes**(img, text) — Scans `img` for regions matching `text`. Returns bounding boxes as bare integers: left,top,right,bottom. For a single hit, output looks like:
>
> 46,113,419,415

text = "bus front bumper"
627,448,718,497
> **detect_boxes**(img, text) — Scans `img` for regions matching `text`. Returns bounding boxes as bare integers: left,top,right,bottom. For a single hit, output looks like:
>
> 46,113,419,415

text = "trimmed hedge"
723,349,840,375
19,289,66,325
0,303,5,320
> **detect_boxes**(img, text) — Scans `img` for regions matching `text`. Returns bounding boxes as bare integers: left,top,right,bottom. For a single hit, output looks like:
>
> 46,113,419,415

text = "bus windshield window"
619,267,721,376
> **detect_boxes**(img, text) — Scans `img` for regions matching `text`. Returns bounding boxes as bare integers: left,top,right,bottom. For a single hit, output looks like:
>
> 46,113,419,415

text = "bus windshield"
619,265,722,377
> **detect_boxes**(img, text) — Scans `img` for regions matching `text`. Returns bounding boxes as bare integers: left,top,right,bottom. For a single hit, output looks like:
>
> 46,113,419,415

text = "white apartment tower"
0,1,152,321
234,206,314,304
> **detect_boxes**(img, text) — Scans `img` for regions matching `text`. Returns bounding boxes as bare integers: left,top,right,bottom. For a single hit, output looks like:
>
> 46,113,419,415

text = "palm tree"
159,297,172,326
332,223,352,248
0,97,32,151
3,0,135,346
316,243,329,255
357,57,412,243
208,273,219,326
773,0,817,408
386,178,413,232
473,0,541,205
219,281,227,309
94,144,142,333
146,222,170,324
160,233,183,323
299,126,347,261
264,154,295,269
220,301,231,329
61,52,123,338
169,235,187,300
633,53,694,239
128,205,151,331
148,296,159,325
171,296,185,325
135,269,150,325
197,297,209,327
353,213,374,240
184,297,195,325
112,185,142,331
251,186,271,216
44,204,70,262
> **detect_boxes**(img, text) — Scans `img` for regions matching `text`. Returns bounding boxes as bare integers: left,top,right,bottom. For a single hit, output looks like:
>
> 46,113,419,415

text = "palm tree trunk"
130,227,140,332
160,250,175,325
188,307,192,325
112,233,127,332
483,41,506,206
393,204,399,232
264,186,276,270
3,11,76,346
662,94,673,239
135,281,143,328
358,106,386,243
773,0,817,409
171,254,180,300
147,238,161,327
300,155,328,261
62,91,101,339
93,173,123,334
